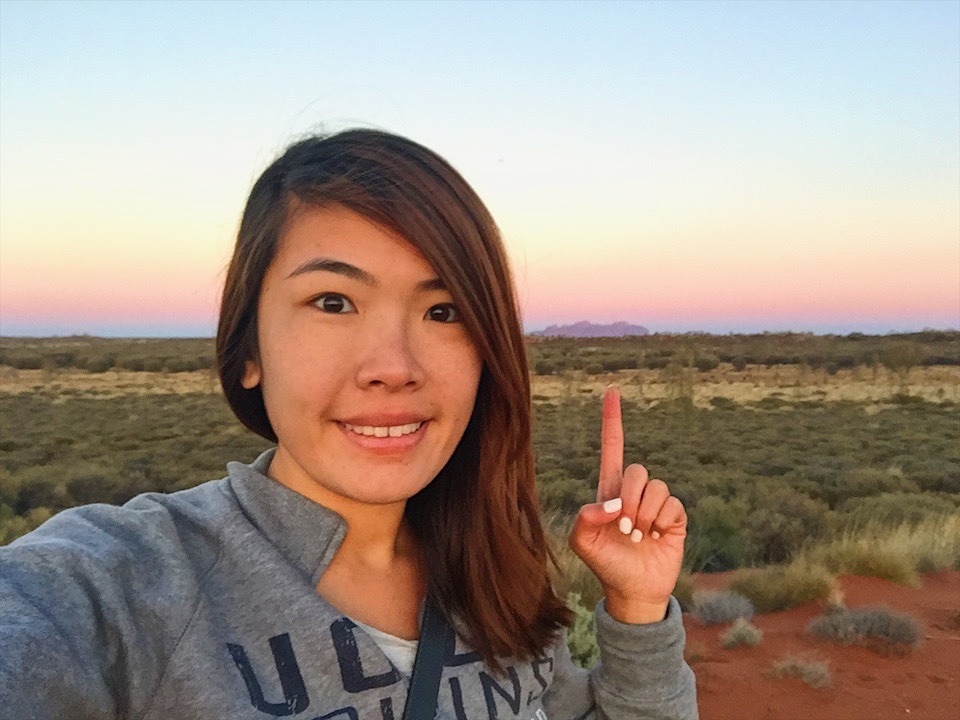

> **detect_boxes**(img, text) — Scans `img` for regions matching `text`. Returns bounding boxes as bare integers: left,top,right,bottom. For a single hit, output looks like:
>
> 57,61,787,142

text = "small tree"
879,341,921,394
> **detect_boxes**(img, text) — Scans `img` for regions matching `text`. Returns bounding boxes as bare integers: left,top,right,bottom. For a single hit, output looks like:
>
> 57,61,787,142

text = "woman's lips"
342,420,424,437
337,420,430,454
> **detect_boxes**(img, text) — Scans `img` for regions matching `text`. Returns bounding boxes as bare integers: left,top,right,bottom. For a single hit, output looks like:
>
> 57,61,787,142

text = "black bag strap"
402,594,450,720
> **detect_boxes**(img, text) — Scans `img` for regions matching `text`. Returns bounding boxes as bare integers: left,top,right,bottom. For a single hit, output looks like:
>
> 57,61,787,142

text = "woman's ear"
241,359,262,389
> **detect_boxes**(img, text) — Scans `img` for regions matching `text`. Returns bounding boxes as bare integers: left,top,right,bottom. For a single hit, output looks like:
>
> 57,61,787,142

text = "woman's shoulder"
2,476,237,588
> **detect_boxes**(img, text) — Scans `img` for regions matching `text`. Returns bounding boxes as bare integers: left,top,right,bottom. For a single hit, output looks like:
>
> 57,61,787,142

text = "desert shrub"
879,342,922,390
118,356,146,372
909,460,960,494
13,472,71,514
889,391,928,405
694,355,720,372
720,618,763,649
803,514,960,575
770,654,831,689
565,592,599,668
543,513,603,609
819,467,921,508
808,606,923,652
803,537,919,586
0,505,53,545
730,356,747,371
837,492,959,530
8,354,43,370
745,485,830,564
537,472,594,514
708,396,738,410
692,590,754,625
534,360,558,375
86,355,115,373
684,496,756,571
64,473,117,506
583,362,603,376
727,560,834,613
601,357,637,372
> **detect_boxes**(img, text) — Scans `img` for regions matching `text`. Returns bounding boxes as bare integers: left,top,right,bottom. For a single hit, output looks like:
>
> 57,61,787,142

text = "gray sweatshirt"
0,449,698,720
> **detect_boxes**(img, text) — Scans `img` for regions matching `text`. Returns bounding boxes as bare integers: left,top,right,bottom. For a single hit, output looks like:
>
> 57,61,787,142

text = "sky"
1,0,958,336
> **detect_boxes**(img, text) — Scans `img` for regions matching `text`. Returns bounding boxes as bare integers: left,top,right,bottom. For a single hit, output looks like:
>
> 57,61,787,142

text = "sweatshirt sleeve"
541,595,699,720
0,499,217,720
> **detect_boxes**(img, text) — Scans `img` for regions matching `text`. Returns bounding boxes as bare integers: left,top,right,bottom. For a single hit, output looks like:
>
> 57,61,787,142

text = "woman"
1,129,698,719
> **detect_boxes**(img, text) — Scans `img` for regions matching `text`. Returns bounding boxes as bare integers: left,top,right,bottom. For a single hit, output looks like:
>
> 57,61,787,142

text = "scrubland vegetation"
720,618,763,649
808,606,924,654
691,591,755,625
769,654,832,689
2,332,958,666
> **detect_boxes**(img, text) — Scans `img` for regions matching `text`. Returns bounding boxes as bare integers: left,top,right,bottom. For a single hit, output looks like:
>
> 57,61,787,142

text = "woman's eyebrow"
285,257,445,292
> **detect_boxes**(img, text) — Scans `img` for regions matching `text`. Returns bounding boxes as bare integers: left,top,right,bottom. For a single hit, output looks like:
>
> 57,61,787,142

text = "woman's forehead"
273,204,439,283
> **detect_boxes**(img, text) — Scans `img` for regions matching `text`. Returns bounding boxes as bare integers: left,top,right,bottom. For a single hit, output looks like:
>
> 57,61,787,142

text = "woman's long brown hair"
217,129,573,674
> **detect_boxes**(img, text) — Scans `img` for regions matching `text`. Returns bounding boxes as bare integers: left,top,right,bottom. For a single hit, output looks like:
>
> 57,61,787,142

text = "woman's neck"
266,448,419,571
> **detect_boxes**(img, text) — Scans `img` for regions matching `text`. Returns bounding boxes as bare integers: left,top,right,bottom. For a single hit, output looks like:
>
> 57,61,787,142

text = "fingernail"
651,530,661,540
619,517,633,535
631,529,643,543
602,497,622,513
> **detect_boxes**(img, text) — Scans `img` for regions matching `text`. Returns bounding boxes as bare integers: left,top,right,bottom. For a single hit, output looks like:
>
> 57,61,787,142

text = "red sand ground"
686,571,960,720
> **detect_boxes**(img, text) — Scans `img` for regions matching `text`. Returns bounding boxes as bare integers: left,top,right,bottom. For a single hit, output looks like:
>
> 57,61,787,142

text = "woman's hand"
568,385,688,624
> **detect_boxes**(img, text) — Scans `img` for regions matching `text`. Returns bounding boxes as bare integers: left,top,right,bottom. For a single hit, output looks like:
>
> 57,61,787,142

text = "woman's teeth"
343,421,423,438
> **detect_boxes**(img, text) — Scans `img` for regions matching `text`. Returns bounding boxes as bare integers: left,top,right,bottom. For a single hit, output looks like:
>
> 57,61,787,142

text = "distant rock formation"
530,321,650,338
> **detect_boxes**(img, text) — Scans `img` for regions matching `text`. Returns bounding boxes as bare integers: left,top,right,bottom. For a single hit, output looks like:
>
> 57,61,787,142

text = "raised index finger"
598,385,624,502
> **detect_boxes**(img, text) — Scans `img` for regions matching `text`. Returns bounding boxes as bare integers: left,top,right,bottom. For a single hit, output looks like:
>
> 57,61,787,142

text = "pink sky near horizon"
1,2,958,337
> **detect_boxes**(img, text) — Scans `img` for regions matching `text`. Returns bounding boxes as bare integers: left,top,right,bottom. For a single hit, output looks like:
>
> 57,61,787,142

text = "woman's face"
242,204,483,506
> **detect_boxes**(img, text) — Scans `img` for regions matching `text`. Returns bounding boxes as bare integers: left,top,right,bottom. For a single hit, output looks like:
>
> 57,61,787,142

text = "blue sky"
1,0,958,336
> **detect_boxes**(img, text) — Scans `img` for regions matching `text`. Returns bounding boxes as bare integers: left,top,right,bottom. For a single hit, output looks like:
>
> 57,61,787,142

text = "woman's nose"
354,321,427,390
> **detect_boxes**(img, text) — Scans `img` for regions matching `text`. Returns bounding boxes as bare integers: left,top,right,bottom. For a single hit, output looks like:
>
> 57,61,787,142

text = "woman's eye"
426,303,461,323
313,294,356,314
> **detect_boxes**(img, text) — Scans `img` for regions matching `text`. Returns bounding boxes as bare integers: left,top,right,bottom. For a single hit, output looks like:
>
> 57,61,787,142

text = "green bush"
537,471,594,514
837,492,959,530
694,355,720,372
86,355,115,373
820,467,920,508
803,540,918,586
745,485,830,564
565,592,599,668
0,505,53,545
684,496,756,571
727,561,834,613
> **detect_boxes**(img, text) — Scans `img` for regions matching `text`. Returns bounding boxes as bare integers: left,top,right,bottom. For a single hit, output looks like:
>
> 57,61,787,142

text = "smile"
342,421,424,438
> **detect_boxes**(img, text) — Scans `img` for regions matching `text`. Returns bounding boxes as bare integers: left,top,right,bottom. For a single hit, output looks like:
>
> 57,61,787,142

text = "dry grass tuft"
769,654,832,689
808,606,924,654
799,514,960,582
720,617,763,649
692,590,754,625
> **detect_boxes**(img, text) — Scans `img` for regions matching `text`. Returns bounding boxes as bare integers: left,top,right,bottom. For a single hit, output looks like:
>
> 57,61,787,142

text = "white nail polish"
651,530,661,540
602,498,622,513
631,529,643,543
619,517,633,535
